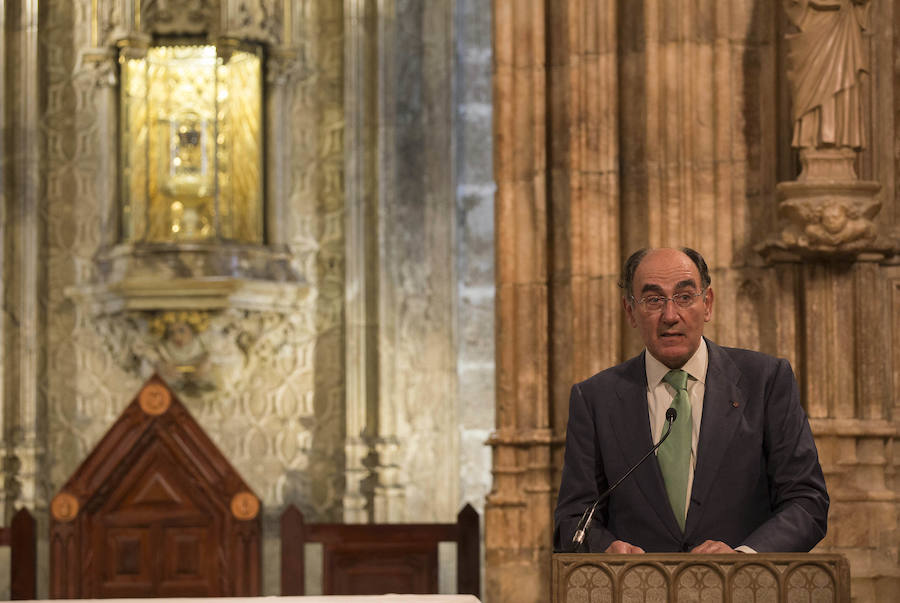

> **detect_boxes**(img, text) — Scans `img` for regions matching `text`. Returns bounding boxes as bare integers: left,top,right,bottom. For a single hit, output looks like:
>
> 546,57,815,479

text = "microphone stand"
572,408,677,551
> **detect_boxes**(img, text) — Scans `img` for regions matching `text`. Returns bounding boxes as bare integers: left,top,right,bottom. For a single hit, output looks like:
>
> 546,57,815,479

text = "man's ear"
623,296,638,328
703,286,714,322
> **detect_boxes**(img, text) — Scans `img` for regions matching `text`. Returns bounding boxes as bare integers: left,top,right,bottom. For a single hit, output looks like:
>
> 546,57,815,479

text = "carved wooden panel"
552,553,851,603
49,376,260,598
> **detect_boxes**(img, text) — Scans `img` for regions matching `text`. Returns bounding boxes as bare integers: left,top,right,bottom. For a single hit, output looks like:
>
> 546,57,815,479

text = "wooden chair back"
281,503,479,597
0,508,36,599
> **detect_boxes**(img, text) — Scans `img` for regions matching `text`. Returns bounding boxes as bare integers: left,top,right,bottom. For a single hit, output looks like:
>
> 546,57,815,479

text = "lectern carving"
552,553,850,602
49,376,261,598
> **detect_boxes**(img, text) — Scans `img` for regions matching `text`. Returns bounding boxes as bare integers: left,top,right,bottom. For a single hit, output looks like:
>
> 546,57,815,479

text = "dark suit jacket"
553,338,828,553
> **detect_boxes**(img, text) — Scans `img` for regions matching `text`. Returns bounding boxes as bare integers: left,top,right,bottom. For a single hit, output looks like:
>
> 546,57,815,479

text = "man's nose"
660,299,680,321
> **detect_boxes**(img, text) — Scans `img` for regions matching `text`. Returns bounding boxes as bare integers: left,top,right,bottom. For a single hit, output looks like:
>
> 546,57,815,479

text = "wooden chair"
281,503,479,597
0,508,36,600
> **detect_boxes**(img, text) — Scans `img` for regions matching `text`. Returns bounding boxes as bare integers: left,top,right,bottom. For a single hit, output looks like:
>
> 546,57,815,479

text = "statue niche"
760,0,898,260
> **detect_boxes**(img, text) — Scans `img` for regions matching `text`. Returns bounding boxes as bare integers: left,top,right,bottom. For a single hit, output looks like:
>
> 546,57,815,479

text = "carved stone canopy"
90,0,293,50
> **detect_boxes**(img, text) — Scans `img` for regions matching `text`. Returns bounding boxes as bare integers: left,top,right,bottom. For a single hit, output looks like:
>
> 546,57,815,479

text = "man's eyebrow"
675,279,699,290
639,283,665,295
639,279,698,295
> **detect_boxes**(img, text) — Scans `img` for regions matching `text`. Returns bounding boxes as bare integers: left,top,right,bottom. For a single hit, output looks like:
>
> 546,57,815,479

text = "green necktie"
658,369,691,531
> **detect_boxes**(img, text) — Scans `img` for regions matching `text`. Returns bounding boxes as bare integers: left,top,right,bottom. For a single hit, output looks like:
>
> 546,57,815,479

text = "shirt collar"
645,337,709,388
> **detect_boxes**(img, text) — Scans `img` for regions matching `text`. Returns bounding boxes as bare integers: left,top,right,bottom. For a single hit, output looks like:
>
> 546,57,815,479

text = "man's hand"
605,540,645,554
690,540,736,554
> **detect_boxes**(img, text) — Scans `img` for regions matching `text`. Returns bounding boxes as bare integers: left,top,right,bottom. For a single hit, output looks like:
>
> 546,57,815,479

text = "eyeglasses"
632,290,705,312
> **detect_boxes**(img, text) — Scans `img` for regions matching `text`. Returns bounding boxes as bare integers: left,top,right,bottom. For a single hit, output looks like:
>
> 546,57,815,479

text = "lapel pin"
732,401,739,408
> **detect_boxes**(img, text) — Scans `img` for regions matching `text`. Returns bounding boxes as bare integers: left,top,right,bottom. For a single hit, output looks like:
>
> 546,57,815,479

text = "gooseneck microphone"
572,407,678,550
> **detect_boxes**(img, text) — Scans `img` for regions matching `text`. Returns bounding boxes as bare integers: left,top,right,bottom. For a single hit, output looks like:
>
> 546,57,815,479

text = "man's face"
623,249,714,369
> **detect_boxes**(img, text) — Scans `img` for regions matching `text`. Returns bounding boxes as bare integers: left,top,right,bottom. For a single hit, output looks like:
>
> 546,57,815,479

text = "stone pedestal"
773,181,885,253
760,149,898,261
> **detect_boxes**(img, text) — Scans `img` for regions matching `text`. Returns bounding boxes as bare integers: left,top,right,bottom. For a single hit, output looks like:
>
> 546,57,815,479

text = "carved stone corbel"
80,47,120,88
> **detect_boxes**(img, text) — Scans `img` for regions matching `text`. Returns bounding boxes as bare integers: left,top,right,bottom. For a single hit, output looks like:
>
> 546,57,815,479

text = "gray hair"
618,247,711,300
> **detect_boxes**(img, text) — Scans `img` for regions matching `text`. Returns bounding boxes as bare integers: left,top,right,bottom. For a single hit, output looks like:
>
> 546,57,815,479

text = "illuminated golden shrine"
119,42,263,245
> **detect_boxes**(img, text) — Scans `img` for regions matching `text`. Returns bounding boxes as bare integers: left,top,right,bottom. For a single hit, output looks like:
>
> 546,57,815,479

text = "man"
553,248,828,553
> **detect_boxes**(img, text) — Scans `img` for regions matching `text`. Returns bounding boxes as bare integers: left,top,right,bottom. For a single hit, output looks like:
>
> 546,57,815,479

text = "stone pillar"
344,0,461,525
546,0,622,464
343,0,379,524
1,0,46,520
486,0,550,600
620,0,736,253
487,0,622,600
373,0,459,523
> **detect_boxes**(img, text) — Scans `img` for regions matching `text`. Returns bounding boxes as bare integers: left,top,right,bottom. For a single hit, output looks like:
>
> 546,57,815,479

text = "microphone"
572,407,678,550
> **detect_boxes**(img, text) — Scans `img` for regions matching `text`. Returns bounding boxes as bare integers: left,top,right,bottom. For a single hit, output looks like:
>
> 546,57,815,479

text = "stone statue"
757,0,897,261
783,0,871,150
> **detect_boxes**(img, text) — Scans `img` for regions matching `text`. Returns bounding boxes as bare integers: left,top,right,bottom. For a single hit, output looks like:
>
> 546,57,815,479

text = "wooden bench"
281,504,479,597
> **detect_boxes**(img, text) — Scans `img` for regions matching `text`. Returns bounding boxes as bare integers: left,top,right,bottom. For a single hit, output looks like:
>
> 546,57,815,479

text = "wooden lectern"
552,553,850,602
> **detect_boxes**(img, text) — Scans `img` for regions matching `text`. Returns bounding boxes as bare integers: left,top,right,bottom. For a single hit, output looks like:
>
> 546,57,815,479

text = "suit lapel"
610,352,683,542
684,339,746,538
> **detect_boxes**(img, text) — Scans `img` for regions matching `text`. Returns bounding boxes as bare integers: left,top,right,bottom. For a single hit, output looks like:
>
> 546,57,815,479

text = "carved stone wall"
1,0,46,525
488,1,899,602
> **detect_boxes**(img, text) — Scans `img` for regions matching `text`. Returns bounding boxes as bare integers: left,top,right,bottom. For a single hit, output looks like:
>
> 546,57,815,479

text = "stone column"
1,0,46,520
344,0,461,524
546,0,622,481
619,0,738,254
343,0,379,523
486,0,550,599
796,260,899,600
373,0,459,523
488,0,622,600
